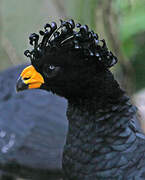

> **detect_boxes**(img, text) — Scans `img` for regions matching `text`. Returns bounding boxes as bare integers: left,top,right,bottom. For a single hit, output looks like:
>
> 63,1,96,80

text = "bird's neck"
63,91,138,178
66,71,136,136
67,92,136,138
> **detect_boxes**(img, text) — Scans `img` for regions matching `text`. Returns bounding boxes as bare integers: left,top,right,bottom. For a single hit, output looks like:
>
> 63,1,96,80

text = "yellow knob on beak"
16,65,44,92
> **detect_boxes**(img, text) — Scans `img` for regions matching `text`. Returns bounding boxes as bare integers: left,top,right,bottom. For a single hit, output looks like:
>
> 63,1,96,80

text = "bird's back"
0,65,68,179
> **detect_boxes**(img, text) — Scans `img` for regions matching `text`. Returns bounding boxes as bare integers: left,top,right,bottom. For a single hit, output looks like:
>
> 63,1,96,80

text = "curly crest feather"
24,19,117,70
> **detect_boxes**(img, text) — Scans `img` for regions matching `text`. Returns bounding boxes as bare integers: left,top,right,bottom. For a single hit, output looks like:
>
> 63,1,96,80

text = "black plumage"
0,65,67,179
17,19,145,179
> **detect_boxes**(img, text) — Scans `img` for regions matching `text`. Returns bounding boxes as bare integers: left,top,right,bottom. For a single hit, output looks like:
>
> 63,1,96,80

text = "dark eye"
43,64,60,78
49,65,55,70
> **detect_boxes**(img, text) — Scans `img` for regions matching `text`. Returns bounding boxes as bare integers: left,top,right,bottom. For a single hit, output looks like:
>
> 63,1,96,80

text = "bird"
0,65,67,180
16,19,145,180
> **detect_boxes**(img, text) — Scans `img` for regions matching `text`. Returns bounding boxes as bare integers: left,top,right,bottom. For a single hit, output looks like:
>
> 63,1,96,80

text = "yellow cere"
20,65,44,89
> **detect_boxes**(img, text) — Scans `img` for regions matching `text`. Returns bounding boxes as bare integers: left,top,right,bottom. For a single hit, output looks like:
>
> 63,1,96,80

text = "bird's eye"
43,64,60,78
49,65,55,70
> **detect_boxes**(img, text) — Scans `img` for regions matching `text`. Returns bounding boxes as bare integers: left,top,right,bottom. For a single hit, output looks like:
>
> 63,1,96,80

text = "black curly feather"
24,19,117,69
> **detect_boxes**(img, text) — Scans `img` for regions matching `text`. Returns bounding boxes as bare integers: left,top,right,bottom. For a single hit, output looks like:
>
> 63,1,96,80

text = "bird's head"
16,19,118,100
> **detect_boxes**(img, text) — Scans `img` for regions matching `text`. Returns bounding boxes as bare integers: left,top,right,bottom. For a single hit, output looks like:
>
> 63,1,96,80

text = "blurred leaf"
122,38,135,57
116,0,145,91
113,0,145,59
120,7,145,41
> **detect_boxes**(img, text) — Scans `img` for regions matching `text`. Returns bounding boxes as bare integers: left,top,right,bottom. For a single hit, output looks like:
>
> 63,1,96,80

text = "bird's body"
16,19,145,180
63,87,145,180
0,65,67,179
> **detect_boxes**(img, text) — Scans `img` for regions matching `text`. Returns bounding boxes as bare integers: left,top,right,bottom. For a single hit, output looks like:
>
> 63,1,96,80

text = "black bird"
16,19,145,180
0,65,67,180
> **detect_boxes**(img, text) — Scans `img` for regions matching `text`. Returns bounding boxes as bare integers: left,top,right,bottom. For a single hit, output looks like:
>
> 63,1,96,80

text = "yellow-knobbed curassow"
16,19,145,180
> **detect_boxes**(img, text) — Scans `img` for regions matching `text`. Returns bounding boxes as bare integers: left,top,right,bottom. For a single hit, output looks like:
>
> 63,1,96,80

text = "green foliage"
116,0,145,91
116,0,145,57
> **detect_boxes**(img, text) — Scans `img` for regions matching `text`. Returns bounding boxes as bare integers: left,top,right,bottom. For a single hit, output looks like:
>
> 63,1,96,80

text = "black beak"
16,77,28,92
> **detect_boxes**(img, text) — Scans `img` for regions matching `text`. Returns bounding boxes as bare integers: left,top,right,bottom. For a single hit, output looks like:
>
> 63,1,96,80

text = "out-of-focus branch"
0,1,19,67
53,0,66,17
101,0,135,94
2,37,20,65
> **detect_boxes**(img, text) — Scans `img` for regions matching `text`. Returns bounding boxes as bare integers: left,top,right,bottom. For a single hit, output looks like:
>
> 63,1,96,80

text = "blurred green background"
0,0,145,93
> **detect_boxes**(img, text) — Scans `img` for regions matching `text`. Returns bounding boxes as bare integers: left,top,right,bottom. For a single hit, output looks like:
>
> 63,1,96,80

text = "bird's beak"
16,65,44,92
